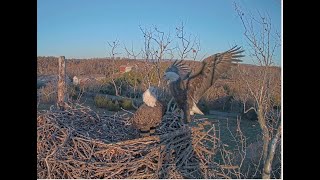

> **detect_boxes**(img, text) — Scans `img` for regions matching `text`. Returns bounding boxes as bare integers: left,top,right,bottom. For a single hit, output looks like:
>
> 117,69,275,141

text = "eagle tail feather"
191,102,204,115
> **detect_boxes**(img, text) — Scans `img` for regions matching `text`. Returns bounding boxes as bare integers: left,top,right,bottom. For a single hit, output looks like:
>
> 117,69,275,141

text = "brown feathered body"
131,101,165,135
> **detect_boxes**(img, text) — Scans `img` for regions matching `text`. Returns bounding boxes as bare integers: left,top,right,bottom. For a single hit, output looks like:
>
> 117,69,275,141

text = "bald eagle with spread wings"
163,46,244,124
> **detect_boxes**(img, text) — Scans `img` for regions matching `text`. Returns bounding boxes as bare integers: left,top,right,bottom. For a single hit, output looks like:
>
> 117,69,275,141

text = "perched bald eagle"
163,46,244,124
131,86,165,137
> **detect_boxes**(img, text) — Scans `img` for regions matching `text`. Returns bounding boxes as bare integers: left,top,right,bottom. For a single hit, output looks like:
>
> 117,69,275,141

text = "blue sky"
37,0,281,65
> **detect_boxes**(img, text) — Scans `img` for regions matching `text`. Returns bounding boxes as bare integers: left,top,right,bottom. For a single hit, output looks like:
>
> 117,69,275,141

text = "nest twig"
37,103,231,179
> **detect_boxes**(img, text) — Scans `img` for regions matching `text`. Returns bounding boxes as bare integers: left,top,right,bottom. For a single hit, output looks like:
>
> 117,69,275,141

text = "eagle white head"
163,60,191,84
143,86,159,107
163,72,180,84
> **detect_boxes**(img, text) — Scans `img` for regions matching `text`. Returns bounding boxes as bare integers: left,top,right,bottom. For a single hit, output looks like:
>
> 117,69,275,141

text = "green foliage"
99,84,116,95
122,71,143,86
94,95,120,111
94,95,135,111
107,101,120,111
120,99,134,110
94,95,108,108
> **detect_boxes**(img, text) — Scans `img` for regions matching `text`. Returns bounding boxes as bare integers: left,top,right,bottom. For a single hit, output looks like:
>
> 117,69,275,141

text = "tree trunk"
57,56,66,110
262,125,281,179
111,78,119,96
257,108,270,164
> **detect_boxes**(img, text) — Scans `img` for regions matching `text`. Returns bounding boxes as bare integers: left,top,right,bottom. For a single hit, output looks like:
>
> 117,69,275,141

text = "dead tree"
235,3,281,179
57,56,66,110
139,25,171,88
124,42,142,60
107,39,121,96
152,26,173,87
176,21,201,61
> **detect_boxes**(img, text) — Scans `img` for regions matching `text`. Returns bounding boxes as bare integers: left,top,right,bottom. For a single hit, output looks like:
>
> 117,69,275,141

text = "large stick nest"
37,103,228,179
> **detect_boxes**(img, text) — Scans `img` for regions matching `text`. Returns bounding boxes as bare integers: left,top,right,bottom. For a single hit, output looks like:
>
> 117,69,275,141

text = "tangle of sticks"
37,103,231,179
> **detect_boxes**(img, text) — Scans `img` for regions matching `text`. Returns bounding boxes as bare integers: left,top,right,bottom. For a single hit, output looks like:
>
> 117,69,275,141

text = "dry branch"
38,102,230,179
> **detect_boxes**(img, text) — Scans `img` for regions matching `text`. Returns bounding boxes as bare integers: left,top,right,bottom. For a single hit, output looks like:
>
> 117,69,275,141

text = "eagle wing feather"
187,46,244,103
166,60,191,80
164,46,244,123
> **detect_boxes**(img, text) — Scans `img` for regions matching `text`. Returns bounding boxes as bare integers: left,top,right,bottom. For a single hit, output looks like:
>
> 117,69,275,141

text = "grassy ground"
204,114,261,146
37,96,121,115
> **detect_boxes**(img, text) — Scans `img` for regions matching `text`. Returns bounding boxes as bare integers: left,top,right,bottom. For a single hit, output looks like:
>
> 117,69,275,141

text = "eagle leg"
185,111,191,124
182,106,191,124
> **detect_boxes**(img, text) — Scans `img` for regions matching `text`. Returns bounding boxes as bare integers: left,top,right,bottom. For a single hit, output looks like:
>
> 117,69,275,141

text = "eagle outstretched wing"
164,46,244,123
165,60,192,80
186,46,244,103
